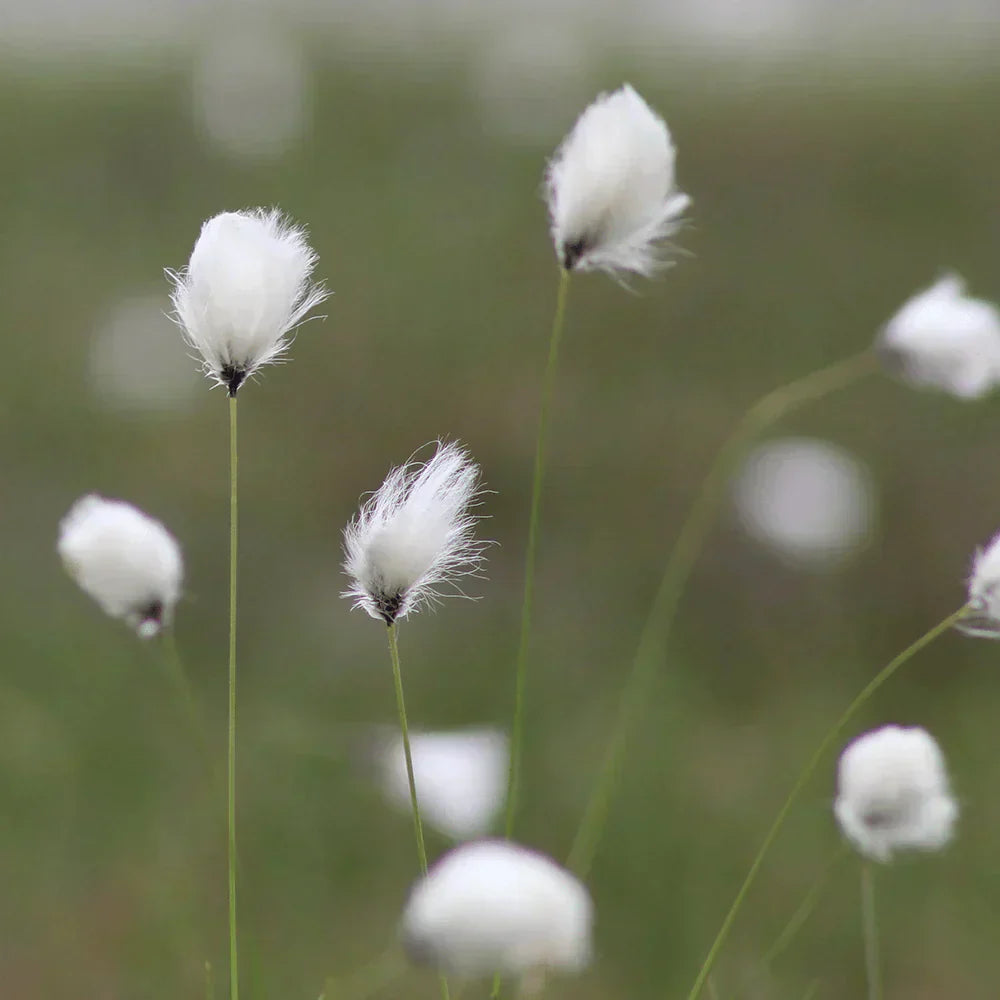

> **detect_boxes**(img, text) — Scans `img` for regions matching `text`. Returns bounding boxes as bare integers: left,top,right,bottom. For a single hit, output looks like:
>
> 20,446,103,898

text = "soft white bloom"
834,725,957,863
957,530,1000,638
376,728,508,839
168,207,328,394
342,441,488,624
545,83,689,277
58,495,183,638
877,274,1000,399
400,839,593,979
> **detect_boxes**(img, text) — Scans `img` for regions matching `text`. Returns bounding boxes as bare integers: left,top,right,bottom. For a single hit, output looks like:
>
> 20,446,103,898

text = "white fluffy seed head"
342,441,489,624
168,207,329,395
876,274,1000,399
58,495,183,638
834,725,957,863
546,83,690,278
957,530,1000,638
400,840,593,979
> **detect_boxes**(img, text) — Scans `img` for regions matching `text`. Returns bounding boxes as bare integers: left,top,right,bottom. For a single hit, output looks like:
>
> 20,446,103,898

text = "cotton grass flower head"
58,495,183,638
168,208,328,395
400,839,593,980
546,83,690,277
342,441,488,625
876,274,1000,399
834,725,957,863
956,530,1000,638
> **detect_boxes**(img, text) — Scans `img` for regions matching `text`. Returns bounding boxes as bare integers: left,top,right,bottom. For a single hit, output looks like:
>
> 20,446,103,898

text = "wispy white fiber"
376,727,508,839
877,274,1000,399
168,207,328,394
545,83,689,277
957,530,1000,638
58,494,183,638
342,441,488,624
400,839,593,979
834,725,957,863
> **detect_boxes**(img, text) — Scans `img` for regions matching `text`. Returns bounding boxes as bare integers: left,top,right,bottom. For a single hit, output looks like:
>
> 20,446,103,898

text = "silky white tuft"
957,530,1000,638
834,725,957,863
877,274,1000,399
168,207,329,395
545,83,689,277
400,839,593,979
58,494,183,638
376,728,508,840
342,441,488,624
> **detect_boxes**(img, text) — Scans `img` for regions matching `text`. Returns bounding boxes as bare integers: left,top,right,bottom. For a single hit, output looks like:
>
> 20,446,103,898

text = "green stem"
385,623,450,1000
683,604,969,1000
227,394,239,1000
567,350,878,877
861,864,882,1000
504,268,571,840
160,628,213,769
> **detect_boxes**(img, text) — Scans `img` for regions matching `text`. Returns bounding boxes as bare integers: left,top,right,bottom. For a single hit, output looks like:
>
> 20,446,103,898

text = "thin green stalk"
861,864,882,1000
227,394,239,1000
568,350,878,876
161,628,213,769
683,603,969,1000
205,960,215,1000
385,623,451,1000
504,268,571,840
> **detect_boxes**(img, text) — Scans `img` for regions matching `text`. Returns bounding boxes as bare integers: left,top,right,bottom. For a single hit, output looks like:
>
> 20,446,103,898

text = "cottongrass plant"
169,206,329,1000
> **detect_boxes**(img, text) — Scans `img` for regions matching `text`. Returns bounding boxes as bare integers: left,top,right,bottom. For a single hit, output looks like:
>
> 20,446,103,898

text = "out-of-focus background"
3,1,1000,997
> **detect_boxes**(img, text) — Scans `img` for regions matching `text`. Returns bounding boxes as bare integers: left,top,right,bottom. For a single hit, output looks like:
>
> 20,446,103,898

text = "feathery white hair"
957,530,1000,638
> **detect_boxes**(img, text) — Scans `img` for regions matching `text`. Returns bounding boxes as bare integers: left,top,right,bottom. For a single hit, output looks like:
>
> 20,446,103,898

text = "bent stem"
567,349,878,876
504,268,571,839
227,394,239,1000
861,864,882,1000
161,628,214,771
683,603,969,1000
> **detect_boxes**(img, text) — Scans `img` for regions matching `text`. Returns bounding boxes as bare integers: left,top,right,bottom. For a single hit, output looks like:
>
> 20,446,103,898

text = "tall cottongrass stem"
861,864,882,1000
227,394,239,1000
567,349,878,876
683,603,970,1000
505,268,571,839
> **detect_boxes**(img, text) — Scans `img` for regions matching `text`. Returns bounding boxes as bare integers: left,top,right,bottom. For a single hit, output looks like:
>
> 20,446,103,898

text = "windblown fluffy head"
168,208,329,395
58,494,183,638
956,530,1000,638
546,84,690,277
342,441,488,624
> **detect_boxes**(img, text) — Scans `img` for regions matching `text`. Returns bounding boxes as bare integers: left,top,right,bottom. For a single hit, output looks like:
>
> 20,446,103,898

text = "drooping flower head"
956,529,1000,638
58,495,183,638
342,441,488,625
545,84,690,277
876,274,1000,399
400,839,593,980
834,725,957,863
168,208,329,395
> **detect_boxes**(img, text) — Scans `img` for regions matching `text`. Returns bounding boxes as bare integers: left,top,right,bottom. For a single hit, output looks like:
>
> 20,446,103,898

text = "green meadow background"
2,40,1000,999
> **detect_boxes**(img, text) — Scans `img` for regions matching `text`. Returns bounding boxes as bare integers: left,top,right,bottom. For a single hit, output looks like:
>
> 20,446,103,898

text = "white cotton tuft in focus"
877,274,1000,399
376,728,507,840
168,208,329,395
834,725,957,863
58,495,183,638
342,441,488,624
956,530,1000,638
400,839,593,979
546,83,689,277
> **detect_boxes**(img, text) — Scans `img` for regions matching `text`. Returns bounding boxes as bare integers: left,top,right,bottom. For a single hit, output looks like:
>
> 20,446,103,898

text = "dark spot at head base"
862,808,897,830
137,600,164,632
561,238,587,271
377,590,405,625
220,364,247,396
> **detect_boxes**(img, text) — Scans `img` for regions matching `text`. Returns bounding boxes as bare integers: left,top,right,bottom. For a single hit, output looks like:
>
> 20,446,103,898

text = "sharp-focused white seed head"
168,207,329,395
877,274,1000,399
957,530,1000,638
58,495,183,638
342,441,489,624
400,840,593,979
376,728,508,840
834,725,957,863
546,83,689,278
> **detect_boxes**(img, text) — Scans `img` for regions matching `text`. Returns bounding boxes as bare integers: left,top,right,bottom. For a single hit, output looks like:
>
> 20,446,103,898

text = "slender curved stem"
861,864,882,1000
567,350,878,877
160,628,213,768
683,604,969,1000
227,394,239,1000
504,268,571,839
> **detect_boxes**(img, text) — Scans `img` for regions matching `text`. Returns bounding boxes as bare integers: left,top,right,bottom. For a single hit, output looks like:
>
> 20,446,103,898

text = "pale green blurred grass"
1,49,1000,999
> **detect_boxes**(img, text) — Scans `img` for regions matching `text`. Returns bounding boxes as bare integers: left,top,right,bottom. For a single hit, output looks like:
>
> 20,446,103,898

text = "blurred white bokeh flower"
834,725,957,863
546,83,689,276
58,495,183,638
956,530,1000,638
